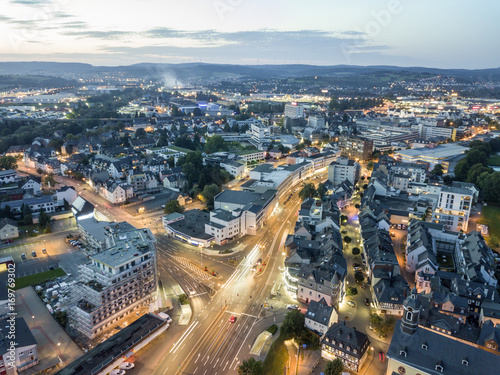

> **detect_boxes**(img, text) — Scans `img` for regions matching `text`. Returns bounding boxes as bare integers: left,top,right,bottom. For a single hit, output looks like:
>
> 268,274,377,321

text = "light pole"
32,315,35,328
57,342,61,356
218,283,223,310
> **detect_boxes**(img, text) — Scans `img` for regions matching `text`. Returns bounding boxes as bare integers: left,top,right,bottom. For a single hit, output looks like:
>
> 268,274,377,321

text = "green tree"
171,105,180,116
63,198,70,211
204,135,227,154
299,183,317,200
466,163,492,185
167,156,175,168
193,107,202,116
21,203,33,225
135,128,147,139
36,168,44,176
343,236,352,244
355,271,365,283
324,358,344,375
431,164,444,176
44,174,56,187
367,161,374,170
0,155,18,170
477,172,500,203
238,358,263,375
346,286,358,296
164,200,184,214
38,208,52,233
369,313,395,336
201,184,221,209
352,247,360,255
280,310,305,340
317,183,327,199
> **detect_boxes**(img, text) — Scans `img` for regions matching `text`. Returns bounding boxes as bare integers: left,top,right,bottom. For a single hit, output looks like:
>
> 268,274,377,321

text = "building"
55,186,78,207
69,227,157,340
0,318,38,374
394,143,469,173
327,157,360,186
163,210,214,247
432,185,473,232
0,218,18,240
305,298,338,335
237,150,267,164
220,161,246,178
308,115,326,129
0,196,55,216
284,102,305,118
0,170,18,186
339,136,373,162
321,321,370,372
386,288,500,375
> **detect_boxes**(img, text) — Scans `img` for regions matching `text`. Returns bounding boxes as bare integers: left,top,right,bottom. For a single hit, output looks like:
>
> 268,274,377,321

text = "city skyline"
1,0,499,68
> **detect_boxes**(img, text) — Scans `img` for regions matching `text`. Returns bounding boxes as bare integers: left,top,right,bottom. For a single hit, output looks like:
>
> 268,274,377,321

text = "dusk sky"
1,0,498,68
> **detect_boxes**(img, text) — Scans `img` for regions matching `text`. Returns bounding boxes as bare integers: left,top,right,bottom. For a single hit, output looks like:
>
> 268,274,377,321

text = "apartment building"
432,185,473,232
327,157,360,186
70,228,157,340
339,136,373,162
284,103,305,118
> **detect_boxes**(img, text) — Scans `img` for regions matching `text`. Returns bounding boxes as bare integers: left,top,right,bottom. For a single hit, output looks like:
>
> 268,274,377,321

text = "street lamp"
57,342,61,356
32,315,35,328
218,283,223,310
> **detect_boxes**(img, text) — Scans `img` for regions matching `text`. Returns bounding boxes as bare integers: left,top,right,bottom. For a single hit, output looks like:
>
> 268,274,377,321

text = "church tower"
401,288,421,335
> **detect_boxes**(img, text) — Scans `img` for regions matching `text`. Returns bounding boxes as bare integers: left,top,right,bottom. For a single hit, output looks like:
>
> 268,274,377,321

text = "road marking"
170,320,199,354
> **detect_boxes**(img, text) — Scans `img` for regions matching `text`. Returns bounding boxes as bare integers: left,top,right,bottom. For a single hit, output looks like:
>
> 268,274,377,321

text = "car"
287,304,299,310
229,316,237,323
119,362,135,370
188,287,195,295
397,224,402,229
257,258,263,265
21,253,27,260
390,232,396,237
364,298,370,306
251,265,257,272
3,239,13,244
110,370,126,375
353,266,362,272
42,248,47,254
31,251,37,257
346,301,355,307
353,263,360,267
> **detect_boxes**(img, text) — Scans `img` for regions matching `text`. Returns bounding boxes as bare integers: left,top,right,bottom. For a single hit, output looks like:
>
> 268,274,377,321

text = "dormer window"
421,343,427,350
462,358,468,366
400,348,407,357
435,364,443,372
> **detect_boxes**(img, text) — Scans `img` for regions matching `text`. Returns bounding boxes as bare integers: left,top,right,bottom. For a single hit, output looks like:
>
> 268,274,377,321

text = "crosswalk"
172,256,213,281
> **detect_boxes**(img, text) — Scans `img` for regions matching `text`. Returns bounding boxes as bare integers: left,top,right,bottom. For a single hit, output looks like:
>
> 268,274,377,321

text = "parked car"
3,239,13,244
251,265,257,272
353,263,360,267
390,232,396,237
287,304,299,310
346,301,355,307
353,266,362,272
364,298,370,306
119,362,135,370
31,251,37,257
188,287,195,295
42,248,47,254
21,253,27,260
257,258,263,265
229,316,237,323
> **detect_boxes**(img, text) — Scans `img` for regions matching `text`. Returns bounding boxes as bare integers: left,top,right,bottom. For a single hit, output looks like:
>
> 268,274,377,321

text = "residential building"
0,218,18,240
308,115,326,129
0,170,18,186
339,136,373,161
432,185,474,232
0,196,55,216
220,161,246,178
305,298,338,335
321,321,370,373
69,227,157,340
0,318,38,374
20,176,41,196
55,186,78,207
327,157,360,186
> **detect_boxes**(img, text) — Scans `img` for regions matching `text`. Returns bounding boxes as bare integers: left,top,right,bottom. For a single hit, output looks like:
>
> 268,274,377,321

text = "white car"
287,304,299,310
119,362,135,370
188,287,196,295
346,301,355,307
110,370,126,375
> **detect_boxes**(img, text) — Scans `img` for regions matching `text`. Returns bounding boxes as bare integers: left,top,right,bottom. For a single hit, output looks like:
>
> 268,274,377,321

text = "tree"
167,156,175,168
299,183,317,200
280,310,305,340
36,168,44,176
224,123,231,132
466,163,492,185
135,128,147,139
164,200,184,214
431,164,444,176
21,203,32,225
38,208,52,233
366,161,374,170
204,135,227,154
171,105,180,116
477,172,500,203
317,183,327,199
0,155,17,170
63,198,70,211
340,215,348,224
193,107,202,116
346,286,358,296
324,358,344,375
370,313,395,336
343,236,352,244
355,271,365,283
44,174,56,187
237,358,263,375
201,184,221,209
352,247,360,255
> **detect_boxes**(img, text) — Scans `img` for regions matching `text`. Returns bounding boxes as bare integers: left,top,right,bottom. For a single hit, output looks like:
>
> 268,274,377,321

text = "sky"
0,0,499,69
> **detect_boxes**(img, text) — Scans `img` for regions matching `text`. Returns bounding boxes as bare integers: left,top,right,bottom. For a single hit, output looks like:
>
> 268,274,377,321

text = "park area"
14,268,66,290
478,205,500,250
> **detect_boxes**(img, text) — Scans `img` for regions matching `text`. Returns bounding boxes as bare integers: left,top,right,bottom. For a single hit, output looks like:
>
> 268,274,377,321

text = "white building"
432,185,473,232
220,161,246,178
0,318,39,374
284,103,305,118
327,157,360,186
70,227,157,340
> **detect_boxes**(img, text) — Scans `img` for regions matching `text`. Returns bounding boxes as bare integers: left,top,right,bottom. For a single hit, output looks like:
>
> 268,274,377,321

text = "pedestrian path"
172,255,213,281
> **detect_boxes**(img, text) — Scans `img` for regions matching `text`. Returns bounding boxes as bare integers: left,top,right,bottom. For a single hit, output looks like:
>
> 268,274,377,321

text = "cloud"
10,0,45,5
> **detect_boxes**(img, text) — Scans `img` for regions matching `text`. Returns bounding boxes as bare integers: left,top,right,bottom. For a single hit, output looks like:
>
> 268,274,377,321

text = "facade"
70,227,157,340
321,321,370,372
432,185,473,232
237,150,266,164
55,186,78,207
0,196,55,215
284,103,305,118
0,218,18,240
0,318,38,374
327,157,360,186
339,136,373,162
0,170,18,186
305,298,338,335
220,161,246,178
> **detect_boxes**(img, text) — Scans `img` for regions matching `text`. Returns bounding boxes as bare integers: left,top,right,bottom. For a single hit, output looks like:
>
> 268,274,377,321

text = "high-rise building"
339,136,373,162
284,103,305,118
327,157,360,186
70,227,157,340
432,185,474,232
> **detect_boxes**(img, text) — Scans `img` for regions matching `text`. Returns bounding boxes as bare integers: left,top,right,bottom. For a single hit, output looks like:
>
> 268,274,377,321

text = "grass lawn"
15,268,66,290
487,155,500,166
478,205,500,250
263,337,289,375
